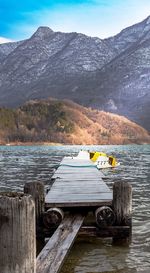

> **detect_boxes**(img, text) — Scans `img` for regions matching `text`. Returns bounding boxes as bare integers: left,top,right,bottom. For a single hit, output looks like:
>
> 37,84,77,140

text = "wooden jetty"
0,155,132,273
45,157,112,208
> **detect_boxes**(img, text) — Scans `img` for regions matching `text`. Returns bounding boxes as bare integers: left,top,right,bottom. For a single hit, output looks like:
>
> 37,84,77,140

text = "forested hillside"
0,98,149,145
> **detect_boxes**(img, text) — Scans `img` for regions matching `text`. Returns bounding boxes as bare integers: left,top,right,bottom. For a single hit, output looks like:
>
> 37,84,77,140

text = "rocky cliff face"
0,17,150,131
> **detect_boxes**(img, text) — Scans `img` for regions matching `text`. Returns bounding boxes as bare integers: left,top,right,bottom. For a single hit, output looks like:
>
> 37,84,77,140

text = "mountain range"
0,16,150,131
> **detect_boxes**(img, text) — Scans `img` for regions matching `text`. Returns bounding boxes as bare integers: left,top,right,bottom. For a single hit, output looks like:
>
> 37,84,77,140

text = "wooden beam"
40,225,131,239
79,226,131,238
36,213,85,273
45,200,112,208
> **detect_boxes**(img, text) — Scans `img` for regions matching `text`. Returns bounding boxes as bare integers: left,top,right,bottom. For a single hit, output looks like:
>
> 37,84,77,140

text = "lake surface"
0,145,150,273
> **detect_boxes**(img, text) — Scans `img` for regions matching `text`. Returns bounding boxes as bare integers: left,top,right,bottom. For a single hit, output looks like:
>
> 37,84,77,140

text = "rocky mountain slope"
0,98,149,145
0,17,150,131
94,17,150,130
0,41,23,62
105,16,150,54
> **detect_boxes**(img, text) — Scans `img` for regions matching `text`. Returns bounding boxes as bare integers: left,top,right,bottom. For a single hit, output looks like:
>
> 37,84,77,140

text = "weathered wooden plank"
50,184,110,191
51,187,108,192
51,186,108,190
53,174,104,178
54,167,97,170
53,184,105,189
51,186,107,190
54,169,103,174
52,177,105,181
54,167,102,171
51,179,106,183
79,226,131,238
58,167,98,171
50,182,109,188
54,186,107,190
50,188,109,193
55,176,106,180
51,180,106,184
45,200,112,208
36,214,85,273
46,192,112,198
48,193,111,198
52,184,105,189
43,225,131,238
52,175,103,179
53,168,101,173
49,192,110,197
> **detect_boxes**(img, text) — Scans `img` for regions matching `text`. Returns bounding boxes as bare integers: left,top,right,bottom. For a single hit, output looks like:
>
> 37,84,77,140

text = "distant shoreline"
0,141,148,146
0,142,63,146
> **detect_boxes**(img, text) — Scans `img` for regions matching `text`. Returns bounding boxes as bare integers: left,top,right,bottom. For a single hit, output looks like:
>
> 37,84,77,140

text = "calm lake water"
0,145,150,273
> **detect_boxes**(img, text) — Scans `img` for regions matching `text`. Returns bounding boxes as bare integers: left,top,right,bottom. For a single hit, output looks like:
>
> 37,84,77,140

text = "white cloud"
0,37,14,44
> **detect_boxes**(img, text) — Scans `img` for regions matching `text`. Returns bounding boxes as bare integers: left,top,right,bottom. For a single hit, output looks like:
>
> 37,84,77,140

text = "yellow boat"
90,152,107,162
73,150,120,169
90,151,120,169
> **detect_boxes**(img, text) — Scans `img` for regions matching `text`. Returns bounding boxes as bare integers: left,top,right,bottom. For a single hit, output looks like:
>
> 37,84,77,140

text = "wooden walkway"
45,157,112,208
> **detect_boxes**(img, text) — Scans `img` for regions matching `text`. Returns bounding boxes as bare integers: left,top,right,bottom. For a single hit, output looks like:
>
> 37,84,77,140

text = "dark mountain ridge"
0,16,150,130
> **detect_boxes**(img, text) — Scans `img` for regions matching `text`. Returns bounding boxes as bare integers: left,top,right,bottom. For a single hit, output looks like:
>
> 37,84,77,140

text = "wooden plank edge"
79,225,131,238
41,225,131,239
45,200,112,208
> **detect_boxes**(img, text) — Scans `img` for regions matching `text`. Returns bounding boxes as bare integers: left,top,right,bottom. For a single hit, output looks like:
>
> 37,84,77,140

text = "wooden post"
43,207,64,228
113,181,132,226
0,192,36,273
24,182,45,227
113,181,132,244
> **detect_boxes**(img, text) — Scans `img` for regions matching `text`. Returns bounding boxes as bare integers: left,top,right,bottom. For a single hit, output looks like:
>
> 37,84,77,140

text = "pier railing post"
113,181,132,226
24,181,45,227
0,192,36,273
113,181,132,243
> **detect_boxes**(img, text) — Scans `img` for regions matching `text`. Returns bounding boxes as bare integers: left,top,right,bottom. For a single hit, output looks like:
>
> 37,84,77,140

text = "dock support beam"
0,192,36,273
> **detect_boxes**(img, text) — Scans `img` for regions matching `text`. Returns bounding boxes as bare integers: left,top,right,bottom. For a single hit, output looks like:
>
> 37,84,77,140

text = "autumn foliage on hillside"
0,98,150,145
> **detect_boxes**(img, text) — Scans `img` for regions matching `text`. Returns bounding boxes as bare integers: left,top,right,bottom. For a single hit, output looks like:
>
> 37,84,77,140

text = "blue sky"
0,0,150,43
